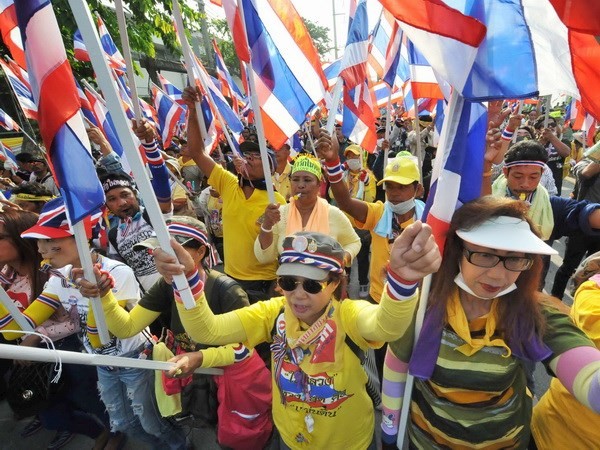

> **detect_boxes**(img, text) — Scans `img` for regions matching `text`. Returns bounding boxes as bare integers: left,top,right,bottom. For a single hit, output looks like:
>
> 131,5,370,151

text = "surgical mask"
377,138,385,147
454,271,517,300
346,159,362,171
387,199,415,215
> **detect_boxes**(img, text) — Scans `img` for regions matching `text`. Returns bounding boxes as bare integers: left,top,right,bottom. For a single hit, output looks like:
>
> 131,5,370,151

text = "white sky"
203,0,380,63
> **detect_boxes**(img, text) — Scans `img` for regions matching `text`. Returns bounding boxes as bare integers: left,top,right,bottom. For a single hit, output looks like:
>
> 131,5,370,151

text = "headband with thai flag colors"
167,221,218,269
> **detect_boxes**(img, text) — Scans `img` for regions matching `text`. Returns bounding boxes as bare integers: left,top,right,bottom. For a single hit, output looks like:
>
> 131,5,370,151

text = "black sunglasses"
277,276,329,294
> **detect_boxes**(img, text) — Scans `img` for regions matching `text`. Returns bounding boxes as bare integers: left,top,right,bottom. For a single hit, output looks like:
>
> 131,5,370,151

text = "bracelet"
501,127,515,141
260,224,273,233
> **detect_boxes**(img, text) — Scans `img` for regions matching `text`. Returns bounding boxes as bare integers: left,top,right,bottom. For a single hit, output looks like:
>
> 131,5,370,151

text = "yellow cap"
377,157,420,186
344,144,362,156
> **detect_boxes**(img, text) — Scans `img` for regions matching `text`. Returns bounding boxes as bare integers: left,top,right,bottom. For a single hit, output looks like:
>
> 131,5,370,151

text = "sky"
203,0,381,63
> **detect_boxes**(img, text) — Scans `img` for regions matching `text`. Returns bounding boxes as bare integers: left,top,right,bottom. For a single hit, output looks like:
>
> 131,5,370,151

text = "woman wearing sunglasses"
380,196,600,449
153,224,441,449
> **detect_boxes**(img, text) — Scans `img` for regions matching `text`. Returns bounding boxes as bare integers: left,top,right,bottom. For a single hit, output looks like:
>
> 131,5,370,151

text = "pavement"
0,177,578,449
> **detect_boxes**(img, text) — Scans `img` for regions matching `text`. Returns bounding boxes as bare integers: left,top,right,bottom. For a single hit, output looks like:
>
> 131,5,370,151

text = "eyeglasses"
463,248,533,272
243,152,262,161
277,276,329,294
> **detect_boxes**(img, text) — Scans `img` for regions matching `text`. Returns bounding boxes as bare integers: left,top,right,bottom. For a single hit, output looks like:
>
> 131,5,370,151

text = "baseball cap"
377,157,420,186
277,232,345,280
344,144,362,157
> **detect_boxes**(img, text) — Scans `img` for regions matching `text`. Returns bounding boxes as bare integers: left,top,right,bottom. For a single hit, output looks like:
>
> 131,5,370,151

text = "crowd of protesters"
0,93,599,450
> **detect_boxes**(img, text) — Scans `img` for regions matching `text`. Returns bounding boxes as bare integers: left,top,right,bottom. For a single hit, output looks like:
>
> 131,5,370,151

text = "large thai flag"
0,58,37,120
151,83,185,148
0,107,19,131
15,0,104,223
221,0,250,63
548,0,600,34
229,0,328,150
423,97,488,252
340,0,376,152
380,0,486,100
438,0,600,120
0,1,25,69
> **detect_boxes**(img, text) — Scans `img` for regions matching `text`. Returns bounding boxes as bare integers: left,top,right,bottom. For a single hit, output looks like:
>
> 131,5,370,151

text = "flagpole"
236,0,276,204
72,221,111,344
0,285,34,332
114,0,142,121
414,101,424,184
172,0,209,142
326,79,343,135
543,95,552,128
69,0,197,311
384,93,393,169
511,100,524,144
0,342,223,375
396,89,463,447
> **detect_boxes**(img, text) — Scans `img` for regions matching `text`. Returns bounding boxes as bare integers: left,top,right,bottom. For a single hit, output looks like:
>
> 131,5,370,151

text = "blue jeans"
97,353,186,450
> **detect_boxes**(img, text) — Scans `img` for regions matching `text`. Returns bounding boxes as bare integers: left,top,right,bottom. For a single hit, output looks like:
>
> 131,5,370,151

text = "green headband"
291,156,322,180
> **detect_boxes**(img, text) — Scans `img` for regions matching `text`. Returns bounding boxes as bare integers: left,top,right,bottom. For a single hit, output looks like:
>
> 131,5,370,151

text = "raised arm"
182,86,217,179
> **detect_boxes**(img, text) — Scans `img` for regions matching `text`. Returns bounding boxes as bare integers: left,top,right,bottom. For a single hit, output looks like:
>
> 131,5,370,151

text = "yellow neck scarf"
447,289,511,357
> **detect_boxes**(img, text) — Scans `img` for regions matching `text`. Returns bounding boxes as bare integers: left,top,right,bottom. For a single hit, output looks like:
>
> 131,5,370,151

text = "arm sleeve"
100,290,160,339
174,270,249,345
380,346,410,445
0,291,59,340
143,140,172,205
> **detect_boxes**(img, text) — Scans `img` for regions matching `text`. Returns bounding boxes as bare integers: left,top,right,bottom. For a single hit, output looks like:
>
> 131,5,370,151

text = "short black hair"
534,116,556,130
504,140,548,164
16,152,33,163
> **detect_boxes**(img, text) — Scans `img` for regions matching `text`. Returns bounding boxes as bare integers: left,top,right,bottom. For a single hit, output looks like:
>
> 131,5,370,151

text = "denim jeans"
97,351,187,450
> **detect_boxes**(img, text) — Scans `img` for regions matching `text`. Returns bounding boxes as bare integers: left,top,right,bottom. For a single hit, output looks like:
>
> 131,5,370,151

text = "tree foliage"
303,18,332,58
46,0,202,79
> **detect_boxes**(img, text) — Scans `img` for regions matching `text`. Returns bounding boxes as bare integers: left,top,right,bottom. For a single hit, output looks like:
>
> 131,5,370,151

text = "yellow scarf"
492,175,554,240
447,289,511,357
286,197,330,235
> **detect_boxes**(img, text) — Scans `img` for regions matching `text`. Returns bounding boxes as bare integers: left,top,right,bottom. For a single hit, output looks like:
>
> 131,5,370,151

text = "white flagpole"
69,0,196,310
171,0,209,145
511,100,524,144
543,95,552,128
234,0,276,204
414,103,424,184
396,89,463,447
114,0,142,121
0,342,223,375
384,93,393,169
0,286,34,332
72,221,111,344
326,79,343,135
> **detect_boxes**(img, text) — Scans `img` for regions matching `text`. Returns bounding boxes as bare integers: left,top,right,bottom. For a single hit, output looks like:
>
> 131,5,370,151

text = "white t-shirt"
45,256,146,355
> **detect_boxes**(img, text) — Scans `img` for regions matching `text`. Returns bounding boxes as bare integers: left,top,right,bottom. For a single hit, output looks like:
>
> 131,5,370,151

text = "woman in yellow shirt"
152,225,441,449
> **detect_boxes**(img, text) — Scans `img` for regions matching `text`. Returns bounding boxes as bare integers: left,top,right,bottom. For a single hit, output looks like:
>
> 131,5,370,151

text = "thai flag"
213,38,246,113
0,141,18,172
230,0,328,150
73,29,90,62
340,0,376,152
323,59,341,89
381,12,409,90
0,1,25,69
380,0,486,100
221,0,250,63
158,73,184,104
372,82,403,109
367,12,390,82
96,14,127,74
0,107,19,131
0,58,37,120
83,86,124,158
74,79,98,127
15,0,105,223
439,0,600,121
406,41,445,100
151,83,185,148
423,97,488,252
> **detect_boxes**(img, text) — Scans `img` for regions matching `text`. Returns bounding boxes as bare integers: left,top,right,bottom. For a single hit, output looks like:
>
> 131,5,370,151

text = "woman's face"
290,171,320,199
459,243,524,298
0,223,20,267
37,236,79,269
281,275,338,325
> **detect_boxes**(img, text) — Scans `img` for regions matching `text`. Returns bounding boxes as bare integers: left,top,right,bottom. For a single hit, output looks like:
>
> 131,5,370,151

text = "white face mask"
346,159,362,171
387,199,415,215
377,138,385,147
454,271,517,300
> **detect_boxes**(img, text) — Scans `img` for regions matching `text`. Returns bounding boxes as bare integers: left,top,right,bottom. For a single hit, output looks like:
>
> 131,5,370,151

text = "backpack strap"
209,273,241,315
